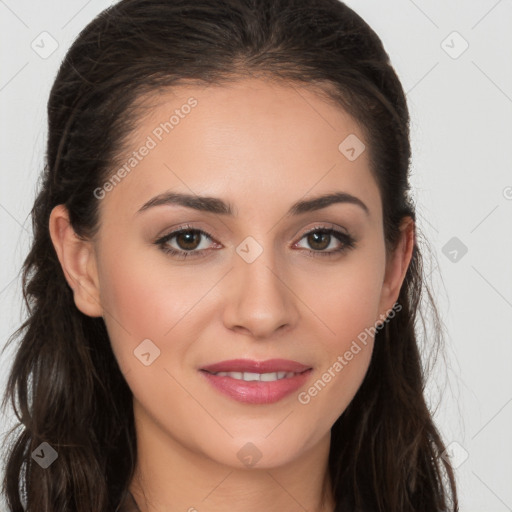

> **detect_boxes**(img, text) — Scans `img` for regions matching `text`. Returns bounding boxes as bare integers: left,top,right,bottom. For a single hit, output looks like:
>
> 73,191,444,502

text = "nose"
221,245,300,339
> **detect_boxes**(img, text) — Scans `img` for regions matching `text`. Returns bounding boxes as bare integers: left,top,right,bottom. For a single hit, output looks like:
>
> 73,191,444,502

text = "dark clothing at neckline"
118,490,141,512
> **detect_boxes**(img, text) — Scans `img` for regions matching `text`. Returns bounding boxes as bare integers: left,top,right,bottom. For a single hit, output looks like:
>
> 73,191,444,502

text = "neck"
128,399,335,512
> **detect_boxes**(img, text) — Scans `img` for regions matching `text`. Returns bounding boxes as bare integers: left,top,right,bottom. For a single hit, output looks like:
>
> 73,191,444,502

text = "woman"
1,0,458,510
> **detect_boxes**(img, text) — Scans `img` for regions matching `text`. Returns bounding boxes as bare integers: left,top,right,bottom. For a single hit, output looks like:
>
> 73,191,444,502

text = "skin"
49,77,414,512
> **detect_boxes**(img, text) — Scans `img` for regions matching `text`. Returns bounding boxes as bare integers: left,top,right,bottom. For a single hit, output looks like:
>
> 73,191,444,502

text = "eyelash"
154,224,357,260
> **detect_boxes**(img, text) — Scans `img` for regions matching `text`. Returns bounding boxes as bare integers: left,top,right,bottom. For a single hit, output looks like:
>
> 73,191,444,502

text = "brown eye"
295,227,356,257
175,231,202,251
155,226,218,259
306,231,331,251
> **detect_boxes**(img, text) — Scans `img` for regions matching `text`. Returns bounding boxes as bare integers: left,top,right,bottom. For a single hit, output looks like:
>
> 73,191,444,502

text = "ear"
376,216,415,324
48,204,103,318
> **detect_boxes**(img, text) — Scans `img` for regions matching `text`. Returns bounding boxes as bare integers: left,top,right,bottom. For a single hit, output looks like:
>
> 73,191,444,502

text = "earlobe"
48,204,103,318
377,217,415,323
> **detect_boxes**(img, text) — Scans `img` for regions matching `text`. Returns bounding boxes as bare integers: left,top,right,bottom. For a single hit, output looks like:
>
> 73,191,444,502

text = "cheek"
301,342,374,434
96,244,212,364
316,248,386,347
297,246,385,422
298,286,378,432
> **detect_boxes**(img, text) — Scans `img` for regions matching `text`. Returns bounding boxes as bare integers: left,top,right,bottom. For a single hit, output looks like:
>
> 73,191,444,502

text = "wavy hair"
2,0,458,510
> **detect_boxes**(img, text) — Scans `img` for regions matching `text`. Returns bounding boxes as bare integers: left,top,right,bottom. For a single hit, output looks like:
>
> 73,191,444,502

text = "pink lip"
199,359,312,405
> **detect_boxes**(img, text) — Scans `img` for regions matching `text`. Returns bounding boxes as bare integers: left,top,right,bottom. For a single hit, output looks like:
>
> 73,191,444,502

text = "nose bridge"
223,234,298,337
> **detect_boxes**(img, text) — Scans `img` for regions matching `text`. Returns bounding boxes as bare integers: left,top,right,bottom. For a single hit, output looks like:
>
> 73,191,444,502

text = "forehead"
97,77,381,222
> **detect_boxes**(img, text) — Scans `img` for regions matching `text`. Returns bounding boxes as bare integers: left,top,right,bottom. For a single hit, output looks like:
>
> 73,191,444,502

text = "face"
52,77,411,470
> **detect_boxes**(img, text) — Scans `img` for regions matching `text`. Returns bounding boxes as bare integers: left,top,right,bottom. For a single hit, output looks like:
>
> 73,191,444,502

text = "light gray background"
1,1,511,510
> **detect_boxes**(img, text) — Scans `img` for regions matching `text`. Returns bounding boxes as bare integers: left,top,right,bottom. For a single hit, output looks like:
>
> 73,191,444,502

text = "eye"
154,225,219,260
154,224,357,260
294,225,356,257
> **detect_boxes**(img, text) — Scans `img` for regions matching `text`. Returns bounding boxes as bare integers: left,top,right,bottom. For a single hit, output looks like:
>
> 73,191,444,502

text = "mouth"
199,359,313,404
202,370,307,382
200,357,311,374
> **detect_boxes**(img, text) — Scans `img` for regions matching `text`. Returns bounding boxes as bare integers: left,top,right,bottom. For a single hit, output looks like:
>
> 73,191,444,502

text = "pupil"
178,231,199,250
309,232,329,250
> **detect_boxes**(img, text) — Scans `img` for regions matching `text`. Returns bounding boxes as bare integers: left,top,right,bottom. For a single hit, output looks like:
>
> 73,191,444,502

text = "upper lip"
200,358,312,374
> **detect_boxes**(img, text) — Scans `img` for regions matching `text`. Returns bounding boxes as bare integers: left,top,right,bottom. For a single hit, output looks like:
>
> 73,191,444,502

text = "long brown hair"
1,0,458,510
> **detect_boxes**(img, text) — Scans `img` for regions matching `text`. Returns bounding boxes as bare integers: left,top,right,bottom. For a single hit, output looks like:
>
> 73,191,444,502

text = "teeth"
212,371,297,382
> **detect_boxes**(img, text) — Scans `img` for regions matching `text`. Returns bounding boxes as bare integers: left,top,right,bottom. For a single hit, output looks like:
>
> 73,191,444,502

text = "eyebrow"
136,191,369,217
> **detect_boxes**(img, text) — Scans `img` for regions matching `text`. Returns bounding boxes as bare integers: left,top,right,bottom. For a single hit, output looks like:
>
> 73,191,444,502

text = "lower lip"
200,369,313,404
